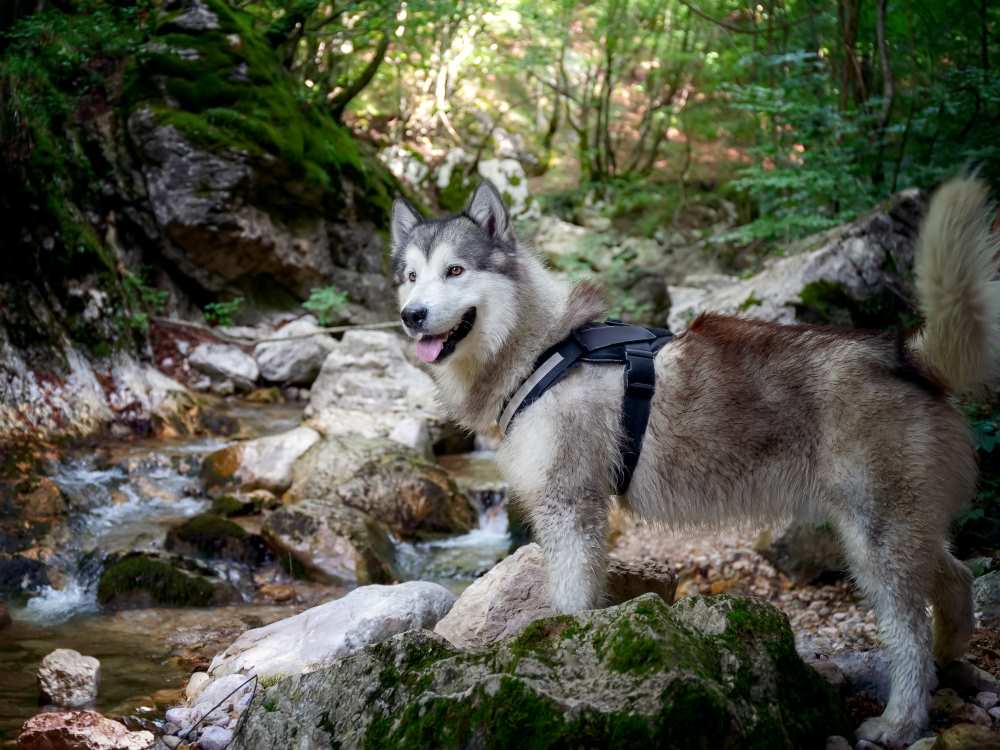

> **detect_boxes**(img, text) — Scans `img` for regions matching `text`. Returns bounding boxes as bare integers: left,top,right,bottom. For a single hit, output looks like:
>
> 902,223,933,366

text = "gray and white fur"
391,178,1000,747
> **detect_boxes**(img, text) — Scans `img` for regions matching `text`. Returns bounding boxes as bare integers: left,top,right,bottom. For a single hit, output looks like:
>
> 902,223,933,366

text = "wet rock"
939,660,1000,696
262,499,395,585
0,324,194,443
206,581,454,684
668,188,927,332
96,553,238,610
236,594,844,749
931,688,966,721
829,649,892,704
253,317,335,386
38,649,101,708
0,554,50,602
973,570,1000,622
17,710,154,750
188,344,258,392
435,544,679,649
164,514,269,565
928,723,1000,749
305,330,464,449
607,557,678,605
202,426,320,494
755,522,846,585
286,435,475,539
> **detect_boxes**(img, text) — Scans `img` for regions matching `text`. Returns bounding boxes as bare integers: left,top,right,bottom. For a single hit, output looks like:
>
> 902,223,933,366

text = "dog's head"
390,181,519,366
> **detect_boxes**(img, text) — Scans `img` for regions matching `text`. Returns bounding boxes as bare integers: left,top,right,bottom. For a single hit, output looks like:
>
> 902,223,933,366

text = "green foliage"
957,401,1000,557
302,286,348,326
203,297,244,327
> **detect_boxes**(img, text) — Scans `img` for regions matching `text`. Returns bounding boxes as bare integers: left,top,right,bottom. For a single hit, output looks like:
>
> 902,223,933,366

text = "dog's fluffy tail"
914,177,1000,395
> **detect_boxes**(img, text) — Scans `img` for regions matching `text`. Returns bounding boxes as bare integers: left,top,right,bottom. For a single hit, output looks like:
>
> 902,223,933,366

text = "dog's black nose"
401,305,428,329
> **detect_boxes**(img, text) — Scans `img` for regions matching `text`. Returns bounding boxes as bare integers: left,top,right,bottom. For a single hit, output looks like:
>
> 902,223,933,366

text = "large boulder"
207,581,455,682
305,330,467,452
125,0,396,313
169,582,455,747
202,426,321,494
668,188,927,332
285,435,475,539
188,343,259,391
37,649,101,709
435,543,678,649
18,710,154,750
262,499,395,585
236,594,844,749
253,317,335,386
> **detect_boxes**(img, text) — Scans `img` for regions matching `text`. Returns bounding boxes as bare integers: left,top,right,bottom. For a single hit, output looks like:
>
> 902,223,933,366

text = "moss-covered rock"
125,0,398,309
287,435,476,540
97,552,238,609
235,594,845,749
164,513,269,564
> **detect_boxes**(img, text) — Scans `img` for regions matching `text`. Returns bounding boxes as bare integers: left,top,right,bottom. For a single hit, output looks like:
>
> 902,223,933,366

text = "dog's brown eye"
407,271,416,283
448,265,464,278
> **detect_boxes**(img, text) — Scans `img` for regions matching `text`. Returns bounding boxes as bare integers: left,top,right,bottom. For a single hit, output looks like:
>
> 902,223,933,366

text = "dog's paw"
855,715,922,749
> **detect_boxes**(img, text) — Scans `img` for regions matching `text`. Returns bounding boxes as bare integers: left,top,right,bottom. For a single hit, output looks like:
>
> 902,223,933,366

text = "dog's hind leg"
834,510,936,747
930,548,974,665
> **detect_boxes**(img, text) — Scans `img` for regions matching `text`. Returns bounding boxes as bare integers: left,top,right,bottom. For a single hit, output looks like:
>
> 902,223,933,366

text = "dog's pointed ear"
391,198,422,250
466,181,512,242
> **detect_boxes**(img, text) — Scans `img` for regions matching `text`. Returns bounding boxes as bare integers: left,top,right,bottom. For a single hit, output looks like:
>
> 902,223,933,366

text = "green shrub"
302,286,348,326
204,297,244,327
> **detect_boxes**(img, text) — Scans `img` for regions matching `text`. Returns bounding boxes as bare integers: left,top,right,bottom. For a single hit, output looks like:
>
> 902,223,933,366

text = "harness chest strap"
498,320,673,495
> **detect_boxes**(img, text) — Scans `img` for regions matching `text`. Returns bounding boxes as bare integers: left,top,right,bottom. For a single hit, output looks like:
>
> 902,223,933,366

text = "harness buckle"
624,345,656,400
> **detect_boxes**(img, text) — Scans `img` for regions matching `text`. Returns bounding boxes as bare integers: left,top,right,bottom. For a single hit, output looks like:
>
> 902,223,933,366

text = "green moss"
738,291,762,311
173,513,246,542
97,553,217,607
165,512,262,562
127,0,393,224
438,166,474,212
0,1,152,353
210,494,258,517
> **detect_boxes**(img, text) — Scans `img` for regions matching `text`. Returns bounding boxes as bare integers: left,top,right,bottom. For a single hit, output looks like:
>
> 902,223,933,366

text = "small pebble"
975,690,999,710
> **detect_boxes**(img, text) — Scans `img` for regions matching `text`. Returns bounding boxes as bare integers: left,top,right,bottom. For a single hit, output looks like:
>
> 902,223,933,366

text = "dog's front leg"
527,487,610,614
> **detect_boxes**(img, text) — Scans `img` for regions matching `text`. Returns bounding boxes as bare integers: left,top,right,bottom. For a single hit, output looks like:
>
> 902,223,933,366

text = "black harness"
498,320,674,495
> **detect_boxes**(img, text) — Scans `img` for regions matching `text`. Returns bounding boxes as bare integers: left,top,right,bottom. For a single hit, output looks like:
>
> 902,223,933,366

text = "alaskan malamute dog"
391,178,998,746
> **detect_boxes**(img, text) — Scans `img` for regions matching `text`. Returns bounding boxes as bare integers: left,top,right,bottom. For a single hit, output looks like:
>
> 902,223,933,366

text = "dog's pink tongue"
415,335,445,363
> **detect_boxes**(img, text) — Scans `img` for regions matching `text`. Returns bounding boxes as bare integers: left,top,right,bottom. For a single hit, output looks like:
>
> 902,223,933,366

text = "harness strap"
498,320,672,495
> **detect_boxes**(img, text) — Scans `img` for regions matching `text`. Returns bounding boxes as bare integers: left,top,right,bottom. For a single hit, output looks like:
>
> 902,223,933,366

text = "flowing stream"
0,404,509,742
